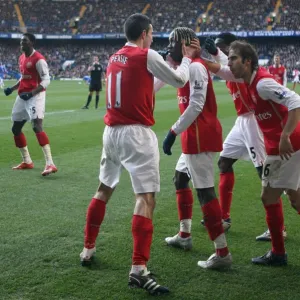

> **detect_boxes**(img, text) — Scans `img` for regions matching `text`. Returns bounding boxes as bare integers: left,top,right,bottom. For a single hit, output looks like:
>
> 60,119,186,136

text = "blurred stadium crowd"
0,0,300,79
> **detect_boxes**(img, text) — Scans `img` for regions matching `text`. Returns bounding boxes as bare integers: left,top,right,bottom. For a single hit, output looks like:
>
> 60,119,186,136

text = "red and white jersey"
104,43,191,126
18,50,50,94
247,68,300,155
105,46,155,126
293,69,300,79
216,66,300,155
226,81,254,115
172,58,223,154
268,64,287,86
214,48,254,116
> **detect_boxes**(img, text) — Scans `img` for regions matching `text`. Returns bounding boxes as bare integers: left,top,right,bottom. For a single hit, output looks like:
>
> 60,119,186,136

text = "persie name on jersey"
109,54,128,65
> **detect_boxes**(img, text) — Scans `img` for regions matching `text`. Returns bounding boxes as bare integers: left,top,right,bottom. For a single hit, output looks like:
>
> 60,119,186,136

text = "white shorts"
99,125,160,194
262,150,300,191
175,152,215,189
11,91,46,122
292,77,300,83
220,113,266,167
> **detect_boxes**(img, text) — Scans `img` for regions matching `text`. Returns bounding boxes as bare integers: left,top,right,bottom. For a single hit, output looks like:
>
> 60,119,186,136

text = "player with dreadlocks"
202,33,287,242
159,27,232,269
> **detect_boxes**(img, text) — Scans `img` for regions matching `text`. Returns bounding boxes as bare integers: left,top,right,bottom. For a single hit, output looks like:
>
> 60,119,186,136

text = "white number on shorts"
263,164,271,177
107,71,122,108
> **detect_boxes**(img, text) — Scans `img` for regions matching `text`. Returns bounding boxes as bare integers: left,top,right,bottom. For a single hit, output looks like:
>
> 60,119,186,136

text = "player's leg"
81,127,122,265
121,125,168,295
82,86,94,109
165,157,193,250
251,154,300,265
11,95,34,169
185,153,232,269
252,185,286,266
28,93,57,176
95,84,101,109
292,80,296,90
218,156,237,225
12,120,34,169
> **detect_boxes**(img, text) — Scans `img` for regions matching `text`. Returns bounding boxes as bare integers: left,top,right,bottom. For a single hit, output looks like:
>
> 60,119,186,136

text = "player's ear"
141,30,147,40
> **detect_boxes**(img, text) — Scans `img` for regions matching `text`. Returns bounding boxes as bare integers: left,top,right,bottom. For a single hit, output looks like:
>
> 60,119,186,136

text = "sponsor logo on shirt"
231,90,240,101
178,95,188,104
255,112,272,121
21,74,32,79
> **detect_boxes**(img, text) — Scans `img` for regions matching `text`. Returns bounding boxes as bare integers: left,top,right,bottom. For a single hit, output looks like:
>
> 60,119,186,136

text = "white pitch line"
0,109,75,121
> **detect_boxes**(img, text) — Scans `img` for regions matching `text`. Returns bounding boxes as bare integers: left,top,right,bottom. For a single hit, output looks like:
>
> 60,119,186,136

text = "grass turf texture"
1,81,300,300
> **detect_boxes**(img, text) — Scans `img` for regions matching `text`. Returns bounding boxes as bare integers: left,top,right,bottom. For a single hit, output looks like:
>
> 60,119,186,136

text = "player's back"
104,45,155,126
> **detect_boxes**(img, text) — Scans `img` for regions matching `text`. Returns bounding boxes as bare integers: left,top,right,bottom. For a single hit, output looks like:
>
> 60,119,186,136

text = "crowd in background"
1,0,300,34
0,39,300,80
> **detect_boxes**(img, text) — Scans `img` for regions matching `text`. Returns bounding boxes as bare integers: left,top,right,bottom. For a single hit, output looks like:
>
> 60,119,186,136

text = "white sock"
19,146,32,164
130,265,147,275
213,233,227,250
179,219,192,235
42,144,54,165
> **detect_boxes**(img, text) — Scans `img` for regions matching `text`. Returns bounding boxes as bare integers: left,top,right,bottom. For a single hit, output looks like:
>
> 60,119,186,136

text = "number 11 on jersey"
107,71,122,108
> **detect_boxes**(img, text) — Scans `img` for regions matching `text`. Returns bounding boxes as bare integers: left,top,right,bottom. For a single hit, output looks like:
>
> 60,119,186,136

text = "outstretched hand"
203,37,218,55
4,87,13,96
182,38,201,59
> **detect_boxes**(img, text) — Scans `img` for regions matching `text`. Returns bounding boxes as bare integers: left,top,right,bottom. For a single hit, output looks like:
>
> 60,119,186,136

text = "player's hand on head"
4,87,13,96
163,129,177,155
204,37,218,55
279,134,294,160
19,92,33,101
183,38,201,59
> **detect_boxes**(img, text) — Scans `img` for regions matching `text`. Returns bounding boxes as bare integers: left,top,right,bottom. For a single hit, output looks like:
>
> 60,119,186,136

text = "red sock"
219,172,235,220
36,131,49,146
264,203,285,255
279,197,286,228
202,198,229,256
176,188,193,238
14,133,27,148
84,198,106,249
132,215,153,266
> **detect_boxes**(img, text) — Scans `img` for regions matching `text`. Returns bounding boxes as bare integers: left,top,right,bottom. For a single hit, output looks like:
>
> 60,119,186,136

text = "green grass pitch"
1,81,300,300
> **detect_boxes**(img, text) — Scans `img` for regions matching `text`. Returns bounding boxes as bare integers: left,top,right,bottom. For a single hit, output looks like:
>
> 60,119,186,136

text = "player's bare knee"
196,187,216,206
94,182,114,203
32,119,43,133
218,157,235,173
173,171,190,190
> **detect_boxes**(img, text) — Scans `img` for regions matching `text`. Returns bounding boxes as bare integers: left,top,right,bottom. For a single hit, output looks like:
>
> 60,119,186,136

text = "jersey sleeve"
36,59,50,89
171,62,208,135
214,49,229,65
257,78,300,110
147,49,191,88
283,68,287,87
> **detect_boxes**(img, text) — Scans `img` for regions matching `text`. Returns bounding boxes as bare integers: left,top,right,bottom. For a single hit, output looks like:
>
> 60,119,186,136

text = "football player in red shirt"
158,28,232,270
268,54,287,86
207,41,300,266
4,33,57,176
203,34,287,242
79,14,199,295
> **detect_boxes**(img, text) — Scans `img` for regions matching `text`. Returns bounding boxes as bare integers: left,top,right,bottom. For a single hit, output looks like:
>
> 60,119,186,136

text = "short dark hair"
230,40,258,71
23,33,36,45
215,32,237,46
124,13,151,41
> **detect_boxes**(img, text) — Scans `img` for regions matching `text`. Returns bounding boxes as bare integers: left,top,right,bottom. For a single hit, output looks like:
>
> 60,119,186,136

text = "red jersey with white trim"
268,65,286,85
18,51,46,94
226,81,254,115
104,46,155,126
247,67,300,155
178,58,223,154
